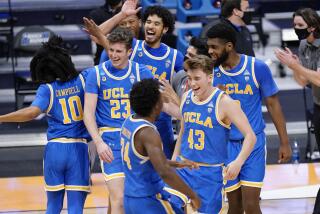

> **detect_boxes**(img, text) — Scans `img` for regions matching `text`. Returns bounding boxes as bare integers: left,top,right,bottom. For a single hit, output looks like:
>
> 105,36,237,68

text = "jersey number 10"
59,96,83,124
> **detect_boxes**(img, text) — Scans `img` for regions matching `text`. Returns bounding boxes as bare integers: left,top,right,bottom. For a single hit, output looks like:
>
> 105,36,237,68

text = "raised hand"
121,0,141,17
83,17,107,46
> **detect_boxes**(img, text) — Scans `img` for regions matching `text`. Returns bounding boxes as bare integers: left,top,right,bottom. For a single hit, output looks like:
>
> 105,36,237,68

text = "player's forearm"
0,106,41,122
236,131,256,165
172,125,184,160
159,163,197,199
266,97,290,146
162,102,181,120
83,112,103,144
99,12,127,36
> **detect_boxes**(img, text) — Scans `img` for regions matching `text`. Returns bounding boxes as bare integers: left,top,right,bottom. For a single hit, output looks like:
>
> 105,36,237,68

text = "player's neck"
221,52,241,70
145,40,161,49
112,60,129,70
197,85,215,102
134,114,156,123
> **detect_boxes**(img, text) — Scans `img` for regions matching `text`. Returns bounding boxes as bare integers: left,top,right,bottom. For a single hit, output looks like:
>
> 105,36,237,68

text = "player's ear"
162,26,168,34
127,48,133,57
226,42,233,52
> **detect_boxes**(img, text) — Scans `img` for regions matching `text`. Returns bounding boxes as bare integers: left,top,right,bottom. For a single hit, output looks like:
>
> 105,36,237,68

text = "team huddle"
0,0,292,213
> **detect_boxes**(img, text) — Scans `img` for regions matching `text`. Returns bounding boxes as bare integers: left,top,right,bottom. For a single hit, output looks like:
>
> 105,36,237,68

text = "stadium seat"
176,26,202,54
141,0,177,9
176,0,220,23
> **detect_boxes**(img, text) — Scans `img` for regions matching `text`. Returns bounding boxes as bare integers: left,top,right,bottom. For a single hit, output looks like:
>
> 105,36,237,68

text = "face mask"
294,28,310,40
242,11,252,25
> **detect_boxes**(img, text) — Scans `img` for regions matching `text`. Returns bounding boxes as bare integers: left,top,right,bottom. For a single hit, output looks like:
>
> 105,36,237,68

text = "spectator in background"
275,7,320,214
200,0,255,57
88,0,123,64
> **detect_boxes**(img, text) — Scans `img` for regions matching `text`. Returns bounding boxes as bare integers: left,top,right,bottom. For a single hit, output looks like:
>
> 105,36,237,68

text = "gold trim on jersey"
141,41,170,60
163,187,188,205
224,182,241,193
191,88,218,105
251,57,259,88
45,183,65,191
130,40,140,61
98,127,122,135
65,185,91,192
156,193,175,214
46,83,54,114
179,156,224,167
102,60,132,80
219,55,248,76
79,73,85,89
48,138,87,144
129,116,158,164
131,125,151,163
240,180,263,188
95,65,100,88
180,90,191,112
170,49,177,83
215,92,231,129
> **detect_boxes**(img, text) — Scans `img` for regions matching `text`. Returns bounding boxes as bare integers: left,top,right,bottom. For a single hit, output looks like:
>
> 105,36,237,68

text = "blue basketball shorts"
124,189,184,214
100,131,124,182
168,157,225,214
43,138,90,192
225,132,266,192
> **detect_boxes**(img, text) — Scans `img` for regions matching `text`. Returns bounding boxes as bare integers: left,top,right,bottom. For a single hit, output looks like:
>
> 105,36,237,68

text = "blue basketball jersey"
86,60,153,129
213,54,278,140
121,115,164,197
31,72,89,141
180,88,230,164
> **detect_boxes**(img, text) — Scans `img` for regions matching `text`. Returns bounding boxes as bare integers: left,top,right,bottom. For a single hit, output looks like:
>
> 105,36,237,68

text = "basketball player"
171,55,256,213
207,23,292,214
121,78,201,213
83,27,154,214
0,36,90,213
86,0,184,158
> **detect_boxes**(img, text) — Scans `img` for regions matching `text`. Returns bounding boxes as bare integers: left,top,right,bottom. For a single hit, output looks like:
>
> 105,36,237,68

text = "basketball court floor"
0,162,318,213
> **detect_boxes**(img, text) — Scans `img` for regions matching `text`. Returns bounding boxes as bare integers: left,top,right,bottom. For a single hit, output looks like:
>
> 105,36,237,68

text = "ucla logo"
129,74,135,84
165,59,171,68
208,108,212,113
244,70,250,82
216,72,221,78
138,52,143,57
186,99,190,104
102,76,107,82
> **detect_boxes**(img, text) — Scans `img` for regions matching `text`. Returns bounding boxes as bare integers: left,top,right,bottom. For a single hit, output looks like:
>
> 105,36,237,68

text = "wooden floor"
0,163,319,213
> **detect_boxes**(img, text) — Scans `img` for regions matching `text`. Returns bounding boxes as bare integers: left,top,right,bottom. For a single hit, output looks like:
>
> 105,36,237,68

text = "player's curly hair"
207,22,237,47
130,78,161,117
142,6,175,34
30,35,78,83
